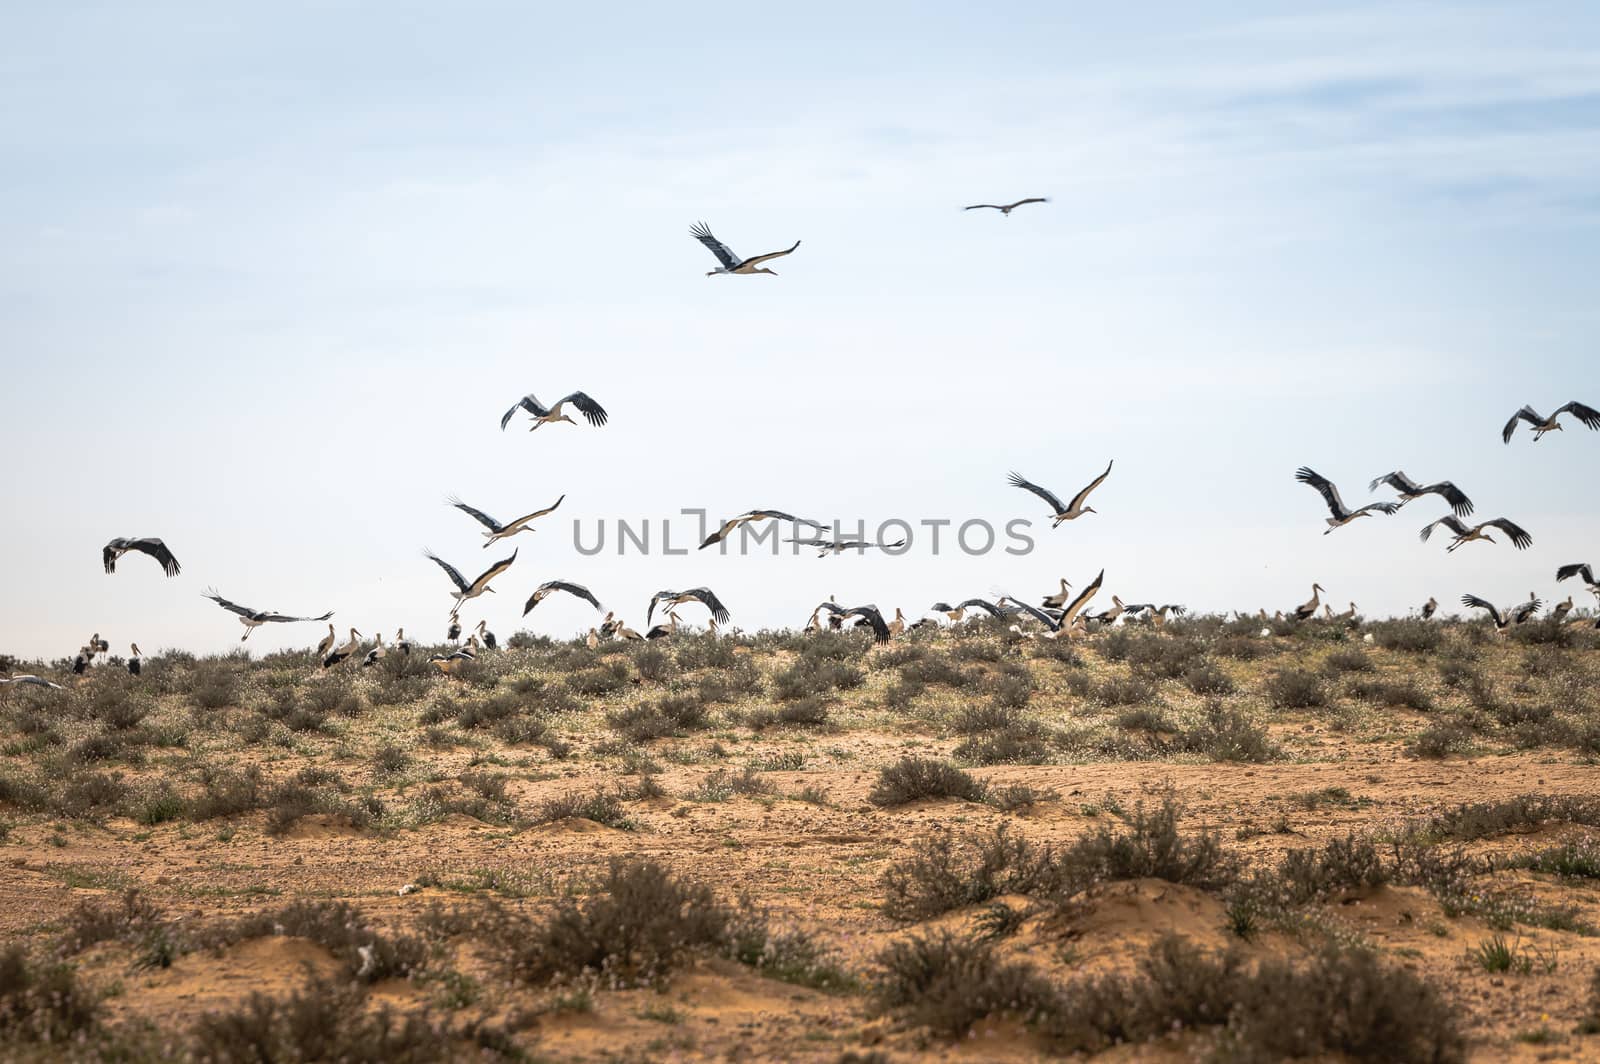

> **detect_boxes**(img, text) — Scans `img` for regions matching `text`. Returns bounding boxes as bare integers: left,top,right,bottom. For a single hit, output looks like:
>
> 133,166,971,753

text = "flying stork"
1462,593,1541,632
701,510,820,550
0,673,64,690
1421,597,1438,620
1292,583,1325,622
647,588,730,625
1368,472,1474,518
1294,468,1400,532
690,221,800,276
1004,569,1104,639
963,197,1048,215
785,535,908,558
500,392,608,432
425,548,518,618
450,494,565,546
1556,563,1600,601
839,605,892,644
102,538,180,577
202,589,334,641
1419,516,1532,552
523,579,603,616
1007,461,1113,526
1502,401,1600,443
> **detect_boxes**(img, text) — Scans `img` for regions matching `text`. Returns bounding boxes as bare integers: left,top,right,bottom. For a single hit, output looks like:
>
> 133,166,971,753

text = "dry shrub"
869,758,988,807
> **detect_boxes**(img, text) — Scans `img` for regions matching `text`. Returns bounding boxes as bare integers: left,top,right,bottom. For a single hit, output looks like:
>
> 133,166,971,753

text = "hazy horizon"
4,2,1599,659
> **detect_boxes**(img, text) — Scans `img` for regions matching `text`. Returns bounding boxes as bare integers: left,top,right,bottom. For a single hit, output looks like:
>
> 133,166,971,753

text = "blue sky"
3,2,1599,657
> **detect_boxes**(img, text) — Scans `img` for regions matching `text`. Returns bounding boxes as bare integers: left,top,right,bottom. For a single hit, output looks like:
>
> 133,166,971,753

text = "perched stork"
647,587,729,625
1556,563,1600,601
690,221,800,276
1292,583,1325,622
1419,516,1532,552
963,197,1048,215
1007,461,1113,526
1502,401,1600,443
1462,593,1541,632
1550,596,1575,623
1295,468,1400,532
203,589,334,641
323,628,362,668
1421,597,1438,620
1041,578,1073,609
102,538,180,577
500,392,608,432
524,580,603,616
361,633,387,668
449,494,565,547
426,548,518,617
1368,472,1474,518
313,623,336,664
127,643,142,676
701,510,820,550
840,605,891,644
475,620,497,651
0,673,64,690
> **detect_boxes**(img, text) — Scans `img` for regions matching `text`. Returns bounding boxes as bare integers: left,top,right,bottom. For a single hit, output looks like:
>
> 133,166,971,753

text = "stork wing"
957,598,1004,619
129,538,180,577
1510,597,1543,623
1556,400,1600,430
203,589,256,618
1160,605,1187,616
501,494,566,531
1353,502,1401,517
646,591,668,625
1005,197,1048,210
1421,481,1474,518
1007,471,1067,515
467,549,519,594
1419,516,1470,542
1460,594,1504,626
557,391,608,427
1556,563,1597,585
1062,569,1105,625
1368,471,1421,495
843,605,890,644
1483,518,1533,550
1502,405,1541,443
526,580,601,615
1067,459,1114,513
260,609,335,623
690,222,741,270
1004,599,1062,631
448,497,504,533
500,394,543,431
425,552,471,593
102,539,123,574
738,241,800,269
685,587,730,623
963,204,1003,211
1294,467,1348,519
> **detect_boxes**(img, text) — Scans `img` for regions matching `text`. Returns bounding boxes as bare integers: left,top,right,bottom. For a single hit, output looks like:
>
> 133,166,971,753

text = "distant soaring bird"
425,549,518,618
202,589,334,641
701,510,821,550
102,538,180,577
1367,472,1474,518
963,197,1048,215
1294,468,1399,532
523,580,604,616
647,587,730,625
1007,461,1113,526
690,221,800,276
1419,516,1532,552
450,494,565,547
785,535,908,558
500,392,608,432
1502,401,1600,443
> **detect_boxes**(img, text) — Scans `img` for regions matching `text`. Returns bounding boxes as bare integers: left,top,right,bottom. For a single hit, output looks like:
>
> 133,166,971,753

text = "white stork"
1502,401,1600,443
1556,563,1600,602
203,589,334,641
1008,461,1112,526
1368,472,1474,517
449,494,565,546
1419,516,1532,552
0,673,64,690
785,535,907,558
647,588,729,625
128,643,142,676
425,548,518,618
963,197,1048,215
701,510,820,550
361,633,387,668
1550,596,1574,623
1462,593,1541,632
103,538,181,577
1421,596,1438,620
500,392,608,432
840,605,892,644
523,580,603,617
1003,569,1104,639
323,628,362,668
1041,578,1074,609
475,619,497,651
1292,583,1325,622
429,646,477,675
313,623,336,663
690,221,800,276
395,628,412,655
1295,468,1399,532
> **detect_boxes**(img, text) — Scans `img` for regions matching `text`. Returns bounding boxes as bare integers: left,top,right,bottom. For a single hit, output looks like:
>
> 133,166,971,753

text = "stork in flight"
450,494,565,547
500,392,608,432
1420,596,1438,620
1292,583,1325,622
103,538,181,577
1419,516,1532,552
647,587,730,625
0,673,64,690
1294,468,1400,532
839,605,892,644
1556,563,1600,601
425,548,518,618
1008,462,1112,526
1462,593,1541,632
1002,569,1104,639
785,535,908,558
523,579,603,616
202,589,334,641
690,221,800,276
701,510,821,550
1502,401,1600,443
963,197,1048,215
1368,472,1474,518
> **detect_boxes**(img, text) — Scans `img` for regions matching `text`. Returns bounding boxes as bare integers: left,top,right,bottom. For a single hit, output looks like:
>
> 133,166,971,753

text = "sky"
2,1,1599,659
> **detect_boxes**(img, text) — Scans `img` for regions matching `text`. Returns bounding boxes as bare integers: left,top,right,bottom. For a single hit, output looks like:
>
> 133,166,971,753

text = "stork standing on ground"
475,620,497,651
202,590,334,641
963,197,1048,215
323,628,362,668
1041,579,1073,609
646,611,680,641
102,538,181,577
425,549,518,618
1368,472,1475,517
395,629,411,655
1294,468,1400,532
690,221,800,276
449,494,565,546
1090,596,1127,624
1556,564,1600,602
647,588,730,625
128,644,142,676
313,624,336,664
1502,401,1600,443
1292,584,1325,622
701,510,821,550
361,633,387,668
1419,516,1533,552
1007,461,1113,526
500,392,608,432
1551,597,1575,623
1462,593,1542,632
429,646,476,675
524,580,603,616
1004,569,1105,639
